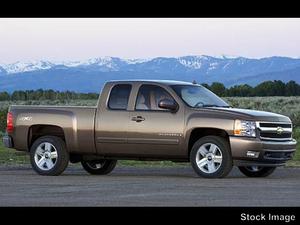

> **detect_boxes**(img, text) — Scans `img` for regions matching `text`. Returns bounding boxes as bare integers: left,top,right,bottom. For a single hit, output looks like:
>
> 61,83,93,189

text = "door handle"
131,116,145,122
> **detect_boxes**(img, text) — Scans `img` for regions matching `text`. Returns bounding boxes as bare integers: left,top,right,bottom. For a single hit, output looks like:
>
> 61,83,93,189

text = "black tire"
238,166,276,177
81,159,117,175
30,136,69,176
190,136,233,178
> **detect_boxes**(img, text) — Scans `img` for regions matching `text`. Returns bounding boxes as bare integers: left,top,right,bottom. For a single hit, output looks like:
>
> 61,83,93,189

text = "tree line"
0,89,99,101
202,80,300,97
1,80,300,101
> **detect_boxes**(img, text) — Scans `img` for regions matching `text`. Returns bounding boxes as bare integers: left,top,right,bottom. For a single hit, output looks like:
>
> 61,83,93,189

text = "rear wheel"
238,166,276,177
190,136,233,178
81,159,117,175
30,136,69,176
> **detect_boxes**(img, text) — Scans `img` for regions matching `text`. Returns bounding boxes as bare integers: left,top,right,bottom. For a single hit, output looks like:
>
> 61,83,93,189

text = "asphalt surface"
0,165,299,206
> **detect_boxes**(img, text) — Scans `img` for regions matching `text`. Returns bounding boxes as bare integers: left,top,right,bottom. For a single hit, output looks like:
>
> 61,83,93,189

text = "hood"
203,107,291,123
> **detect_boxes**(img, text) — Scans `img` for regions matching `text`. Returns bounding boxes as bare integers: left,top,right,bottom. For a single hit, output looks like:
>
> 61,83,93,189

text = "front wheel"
190,136,233,178
81,159,117,175
238,166,276,177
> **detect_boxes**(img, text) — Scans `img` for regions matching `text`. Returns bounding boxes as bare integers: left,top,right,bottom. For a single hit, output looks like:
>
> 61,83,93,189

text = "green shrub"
0,108,8,133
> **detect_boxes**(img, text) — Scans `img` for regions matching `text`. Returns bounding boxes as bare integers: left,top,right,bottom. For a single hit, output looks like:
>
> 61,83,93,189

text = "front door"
127,84,185,157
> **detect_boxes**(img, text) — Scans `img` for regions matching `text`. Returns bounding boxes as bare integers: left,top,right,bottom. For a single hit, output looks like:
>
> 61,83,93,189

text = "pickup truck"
3,80,297,178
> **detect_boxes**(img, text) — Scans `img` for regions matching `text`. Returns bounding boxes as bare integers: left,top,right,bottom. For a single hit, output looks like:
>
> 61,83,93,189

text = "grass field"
0,96,299,167
225,96,300,127
1,96,300,126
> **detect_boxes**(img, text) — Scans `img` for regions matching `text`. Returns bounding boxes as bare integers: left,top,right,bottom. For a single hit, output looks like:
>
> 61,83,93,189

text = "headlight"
234,120,256,137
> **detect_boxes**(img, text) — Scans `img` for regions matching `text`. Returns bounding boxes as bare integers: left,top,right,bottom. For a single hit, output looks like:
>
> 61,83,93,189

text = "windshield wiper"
202,104,230,108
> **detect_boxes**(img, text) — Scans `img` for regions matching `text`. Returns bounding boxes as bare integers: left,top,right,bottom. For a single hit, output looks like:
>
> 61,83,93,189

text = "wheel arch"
28,124,66,150
187,128,230,157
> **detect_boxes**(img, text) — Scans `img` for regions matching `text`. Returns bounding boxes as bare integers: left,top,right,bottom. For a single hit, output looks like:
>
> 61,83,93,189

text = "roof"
107,79,194,86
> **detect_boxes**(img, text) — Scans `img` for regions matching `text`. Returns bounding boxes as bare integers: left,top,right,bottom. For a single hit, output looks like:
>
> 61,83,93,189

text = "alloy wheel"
34,142,58,170
196,143,223,174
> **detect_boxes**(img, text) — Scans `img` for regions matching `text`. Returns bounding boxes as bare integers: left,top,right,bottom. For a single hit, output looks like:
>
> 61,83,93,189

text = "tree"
254,81,275,96
1,79,300,101
226,84,253,97
11,90,27,100
210,82,226,96
273,80,286,96
285,80,300,96
0,92,10,101
201,83,210,90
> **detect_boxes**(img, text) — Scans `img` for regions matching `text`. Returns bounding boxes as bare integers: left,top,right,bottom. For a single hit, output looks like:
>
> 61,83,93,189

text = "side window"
108,84,132,110
135,85,174,111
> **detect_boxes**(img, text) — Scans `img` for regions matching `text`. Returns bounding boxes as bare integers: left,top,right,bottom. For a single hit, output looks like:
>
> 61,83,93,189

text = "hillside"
1,55,300,92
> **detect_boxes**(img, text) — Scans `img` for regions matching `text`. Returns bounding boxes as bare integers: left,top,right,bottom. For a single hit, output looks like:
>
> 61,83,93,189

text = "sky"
0,18,299,64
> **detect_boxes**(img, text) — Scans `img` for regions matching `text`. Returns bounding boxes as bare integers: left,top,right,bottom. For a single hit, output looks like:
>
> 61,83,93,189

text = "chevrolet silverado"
3,80,297,178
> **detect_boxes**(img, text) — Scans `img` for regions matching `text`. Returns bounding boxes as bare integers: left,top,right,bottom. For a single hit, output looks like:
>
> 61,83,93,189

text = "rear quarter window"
108,84,132,110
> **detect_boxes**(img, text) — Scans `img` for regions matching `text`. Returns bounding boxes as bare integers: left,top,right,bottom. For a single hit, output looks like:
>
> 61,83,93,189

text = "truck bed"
9,105,97,153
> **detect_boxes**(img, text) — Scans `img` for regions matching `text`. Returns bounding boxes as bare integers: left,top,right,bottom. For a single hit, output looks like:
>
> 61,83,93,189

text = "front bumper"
2,135,14,148
230,136,297,166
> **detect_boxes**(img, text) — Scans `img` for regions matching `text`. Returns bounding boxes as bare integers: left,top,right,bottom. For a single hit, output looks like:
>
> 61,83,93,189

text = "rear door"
95,83,132,155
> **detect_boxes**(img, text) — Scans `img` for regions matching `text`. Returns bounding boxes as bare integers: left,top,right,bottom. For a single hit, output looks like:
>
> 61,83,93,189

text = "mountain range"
1,55,300,93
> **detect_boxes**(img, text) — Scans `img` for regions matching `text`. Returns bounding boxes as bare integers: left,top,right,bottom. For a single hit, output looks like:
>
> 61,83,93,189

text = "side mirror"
158,99,178,112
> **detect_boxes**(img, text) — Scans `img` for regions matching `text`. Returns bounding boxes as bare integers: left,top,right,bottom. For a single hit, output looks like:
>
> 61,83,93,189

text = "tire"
190,136,233,178
81,159,117,175
30,136,69,176
238,166,276,177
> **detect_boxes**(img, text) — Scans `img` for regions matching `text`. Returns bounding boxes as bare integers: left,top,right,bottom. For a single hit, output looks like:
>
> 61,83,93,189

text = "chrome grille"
256,122,292,141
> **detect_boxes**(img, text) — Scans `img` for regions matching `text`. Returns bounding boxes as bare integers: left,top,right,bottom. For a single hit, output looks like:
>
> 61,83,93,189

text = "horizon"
1,18,300,64
1,78,300,92
1,54,300,65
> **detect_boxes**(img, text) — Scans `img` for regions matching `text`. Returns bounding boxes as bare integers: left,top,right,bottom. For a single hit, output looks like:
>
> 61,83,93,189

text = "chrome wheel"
34,142,58,170
196,143,223,174
81,159,117,175
85,161,104,170
245,166,261,172
238,166,276,177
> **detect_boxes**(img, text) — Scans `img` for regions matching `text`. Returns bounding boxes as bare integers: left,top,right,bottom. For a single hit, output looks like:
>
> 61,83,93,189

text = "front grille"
259,123,291,128
257,122,292,141
260,132,292,139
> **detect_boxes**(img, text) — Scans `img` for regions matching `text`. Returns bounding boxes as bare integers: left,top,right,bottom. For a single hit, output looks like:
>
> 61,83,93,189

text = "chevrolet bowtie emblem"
276,127,284,135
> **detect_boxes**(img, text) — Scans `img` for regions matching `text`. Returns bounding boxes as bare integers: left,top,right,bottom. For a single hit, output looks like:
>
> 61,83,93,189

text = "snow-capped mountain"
2,55,299,75
57,57,121,71
0,60,55,74
178,56,207,69
1,55,300,92
0,55,244,74
122,58,152,64
0,56,154,74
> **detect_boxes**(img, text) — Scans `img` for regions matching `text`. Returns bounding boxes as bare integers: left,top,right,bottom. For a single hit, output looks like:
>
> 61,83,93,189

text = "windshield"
171,85,229,108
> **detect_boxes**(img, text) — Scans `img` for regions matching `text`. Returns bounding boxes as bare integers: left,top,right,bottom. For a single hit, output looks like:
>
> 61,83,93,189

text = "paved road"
0,165,299,206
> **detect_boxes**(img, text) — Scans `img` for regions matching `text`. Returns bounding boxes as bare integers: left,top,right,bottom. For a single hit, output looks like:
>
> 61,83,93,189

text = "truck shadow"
61,166,290,179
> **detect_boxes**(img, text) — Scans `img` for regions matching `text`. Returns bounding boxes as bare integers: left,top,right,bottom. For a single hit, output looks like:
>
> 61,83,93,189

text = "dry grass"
0,96,299,166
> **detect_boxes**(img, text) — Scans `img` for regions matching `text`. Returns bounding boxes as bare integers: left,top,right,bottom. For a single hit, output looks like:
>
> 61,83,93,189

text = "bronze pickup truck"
3,80,297,178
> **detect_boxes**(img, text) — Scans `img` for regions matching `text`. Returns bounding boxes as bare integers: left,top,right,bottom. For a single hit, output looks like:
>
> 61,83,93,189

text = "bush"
0,108,8,133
